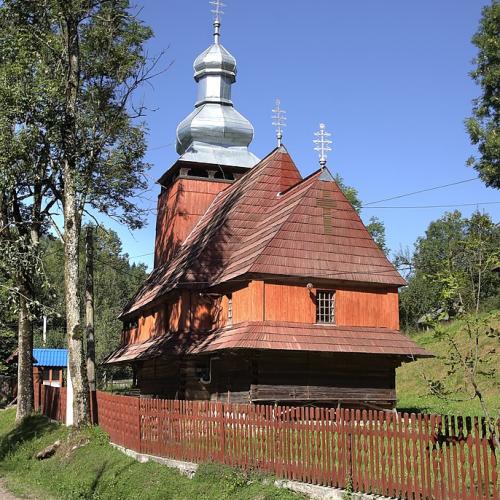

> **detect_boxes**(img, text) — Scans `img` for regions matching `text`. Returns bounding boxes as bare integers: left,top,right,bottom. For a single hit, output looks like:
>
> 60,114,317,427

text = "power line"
364,177,479,206
362,201,500,209
127,251,154,259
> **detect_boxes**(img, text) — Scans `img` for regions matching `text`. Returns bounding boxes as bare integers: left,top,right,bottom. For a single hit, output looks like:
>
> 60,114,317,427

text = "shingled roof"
105,321,431,364
121,147,405,318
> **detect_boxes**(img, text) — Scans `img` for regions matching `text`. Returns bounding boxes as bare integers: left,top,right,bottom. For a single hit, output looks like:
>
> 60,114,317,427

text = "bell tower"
154,1,259,267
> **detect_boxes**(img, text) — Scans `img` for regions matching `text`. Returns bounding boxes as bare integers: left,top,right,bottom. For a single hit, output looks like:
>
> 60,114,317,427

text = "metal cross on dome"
313,123,332,169
272,98,287,147
210,0,226,42
210,0,225,23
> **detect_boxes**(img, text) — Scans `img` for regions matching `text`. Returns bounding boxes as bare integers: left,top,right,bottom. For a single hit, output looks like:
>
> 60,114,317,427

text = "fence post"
347,410,353,490
137,396,142,453
218,402,225,464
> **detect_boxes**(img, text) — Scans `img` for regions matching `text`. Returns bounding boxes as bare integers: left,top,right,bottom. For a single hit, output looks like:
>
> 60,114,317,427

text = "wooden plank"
466,416,477,500
396,411,404,498
473,417,484,499
417,413,428,499
335,288,399,329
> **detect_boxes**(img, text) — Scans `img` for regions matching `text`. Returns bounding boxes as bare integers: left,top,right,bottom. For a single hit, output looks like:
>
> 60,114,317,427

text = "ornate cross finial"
313,123,332,169
272,98,287,147
210,0,225,43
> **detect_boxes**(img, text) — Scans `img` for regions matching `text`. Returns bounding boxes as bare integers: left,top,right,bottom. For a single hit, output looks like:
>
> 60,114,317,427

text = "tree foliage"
0,3,62,418
0,0,157,424
397,210,500,329
35,228,147,381
466,1,500,188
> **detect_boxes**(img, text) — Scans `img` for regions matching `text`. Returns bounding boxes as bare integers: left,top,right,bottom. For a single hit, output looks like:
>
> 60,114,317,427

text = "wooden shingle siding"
336,289,399,330
264,283,316,323
154,178,229,267
232,280,264,323
121,149,405,319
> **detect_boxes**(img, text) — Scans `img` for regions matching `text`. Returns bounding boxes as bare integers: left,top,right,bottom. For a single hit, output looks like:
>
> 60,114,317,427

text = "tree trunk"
85,226,98,424
16,281,33,421
62,12,89,427
64,181,88,426
85,225,96,392
15,217,39,421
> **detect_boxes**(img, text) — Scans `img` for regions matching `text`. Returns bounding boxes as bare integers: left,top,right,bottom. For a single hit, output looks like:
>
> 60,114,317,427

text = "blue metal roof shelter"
33,348,68,367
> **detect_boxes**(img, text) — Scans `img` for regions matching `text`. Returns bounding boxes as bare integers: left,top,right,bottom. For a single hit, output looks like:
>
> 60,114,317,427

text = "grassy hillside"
0,409,300,500
397,310,500,416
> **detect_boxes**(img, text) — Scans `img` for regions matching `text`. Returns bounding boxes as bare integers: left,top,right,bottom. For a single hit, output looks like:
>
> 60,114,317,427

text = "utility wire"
364,177,479,206
361,201,500,209
127,251,154,259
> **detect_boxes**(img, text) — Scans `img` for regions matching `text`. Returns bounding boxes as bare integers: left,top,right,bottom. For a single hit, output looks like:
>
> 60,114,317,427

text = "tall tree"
0,4,60,420
36,229,147,380
396,210,500,329
53,0,155,425
2,0,158,425
466,1,500,188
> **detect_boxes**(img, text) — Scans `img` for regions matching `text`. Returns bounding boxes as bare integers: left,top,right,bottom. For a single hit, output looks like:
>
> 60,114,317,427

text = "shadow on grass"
88,461,107,496
0,413,58,461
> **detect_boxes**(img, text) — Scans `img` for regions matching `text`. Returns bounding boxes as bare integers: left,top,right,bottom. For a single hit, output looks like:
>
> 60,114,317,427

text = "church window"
316,291,335,324
124,318,138,330
187,168,209,178
227,294,233,326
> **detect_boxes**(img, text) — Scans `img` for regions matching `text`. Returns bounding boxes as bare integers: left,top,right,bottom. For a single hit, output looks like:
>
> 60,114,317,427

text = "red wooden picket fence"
35,384,499,500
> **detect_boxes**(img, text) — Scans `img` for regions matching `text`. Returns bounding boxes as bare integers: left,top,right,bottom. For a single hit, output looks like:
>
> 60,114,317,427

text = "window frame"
315,290,336,324
227,294,233,326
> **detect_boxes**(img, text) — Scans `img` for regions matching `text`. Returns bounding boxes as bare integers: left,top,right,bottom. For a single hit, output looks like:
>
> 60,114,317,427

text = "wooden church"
105,7,430,409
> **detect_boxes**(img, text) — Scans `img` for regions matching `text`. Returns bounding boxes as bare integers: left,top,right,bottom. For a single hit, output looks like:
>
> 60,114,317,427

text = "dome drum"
196,74,232,106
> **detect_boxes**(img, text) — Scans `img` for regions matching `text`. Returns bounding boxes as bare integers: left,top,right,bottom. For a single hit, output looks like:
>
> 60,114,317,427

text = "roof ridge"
277,168,322,198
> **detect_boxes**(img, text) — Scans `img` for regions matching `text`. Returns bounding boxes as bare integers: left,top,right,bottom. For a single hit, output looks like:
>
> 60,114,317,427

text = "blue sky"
99,0,499,270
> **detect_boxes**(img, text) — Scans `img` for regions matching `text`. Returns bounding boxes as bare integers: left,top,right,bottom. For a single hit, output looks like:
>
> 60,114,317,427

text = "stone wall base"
110,442,394,500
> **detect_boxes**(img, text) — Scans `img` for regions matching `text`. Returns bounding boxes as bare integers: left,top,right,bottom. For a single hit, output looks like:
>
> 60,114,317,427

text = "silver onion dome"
175,17,259,168
194,44,236,82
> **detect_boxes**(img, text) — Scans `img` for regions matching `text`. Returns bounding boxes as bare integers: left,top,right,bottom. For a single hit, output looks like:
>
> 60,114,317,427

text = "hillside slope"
396,311,500,416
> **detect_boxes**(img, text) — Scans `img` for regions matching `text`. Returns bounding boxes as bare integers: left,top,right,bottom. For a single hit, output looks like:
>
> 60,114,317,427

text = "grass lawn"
396,310,500,416
0,409,301,500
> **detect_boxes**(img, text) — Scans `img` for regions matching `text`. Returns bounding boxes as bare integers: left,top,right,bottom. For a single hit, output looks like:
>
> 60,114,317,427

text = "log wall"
137,352,398,408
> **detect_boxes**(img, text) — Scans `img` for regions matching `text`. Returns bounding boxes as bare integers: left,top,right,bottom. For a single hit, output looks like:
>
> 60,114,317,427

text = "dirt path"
0,479,19,500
